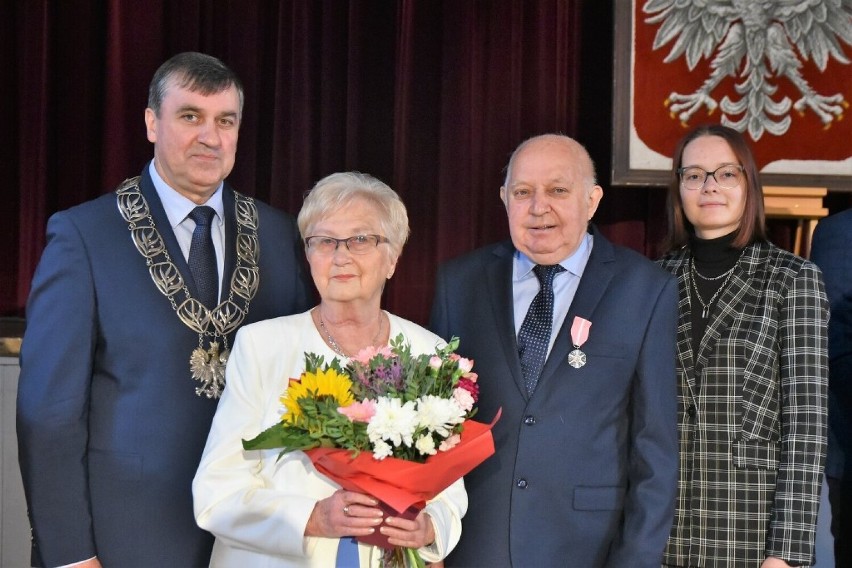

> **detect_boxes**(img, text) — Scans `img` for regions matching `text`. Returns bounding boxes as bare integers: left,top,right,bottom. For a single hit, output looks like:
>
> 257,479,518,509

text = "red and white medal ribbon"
568,316,591,369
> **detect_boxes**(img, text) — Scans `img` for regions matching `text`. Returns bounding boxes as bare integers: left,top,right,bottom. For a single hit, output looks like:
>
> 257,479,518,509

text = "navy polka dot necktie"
187,206,219,308
518,264,564,395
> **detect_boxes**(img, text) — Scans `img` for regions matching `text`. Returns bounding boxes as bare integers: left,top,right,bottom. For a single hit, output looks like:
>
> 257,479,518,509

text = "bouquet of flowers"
242,333,498,567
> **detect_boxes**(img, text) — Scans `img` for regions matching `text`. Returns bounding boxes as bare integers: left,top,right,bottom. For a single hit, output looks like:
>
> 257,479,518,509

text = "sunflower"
280,367,354,423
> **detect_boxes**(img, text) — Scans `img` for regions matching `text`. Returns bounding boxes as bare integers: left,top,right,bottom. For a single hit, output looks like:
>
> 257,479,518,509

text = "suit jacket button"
516,479,528,489
687,404,697,417
523,415,536,425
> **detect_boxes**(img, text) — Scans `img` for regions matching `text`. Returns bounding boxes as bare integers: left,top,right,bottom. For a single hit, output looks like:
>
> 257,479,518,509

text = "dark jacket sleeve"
606,275,679,567
17,211,99,566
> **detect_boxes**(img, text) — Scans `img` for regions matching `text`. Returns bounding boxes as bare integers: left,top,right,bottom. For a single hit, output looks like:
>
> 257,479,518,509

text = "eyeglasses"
677,164,744,190
304,234,389,255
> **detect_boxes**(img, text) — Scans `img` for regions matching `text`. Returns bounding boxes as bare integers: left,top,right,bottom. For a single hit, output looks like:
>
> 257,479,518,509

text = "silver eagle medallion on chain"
116,176,260,398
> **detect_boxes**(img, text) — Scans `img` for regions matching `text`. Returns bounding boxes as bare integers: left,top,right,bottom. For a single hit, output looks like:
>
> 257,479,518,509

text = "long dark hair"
663,124,767,251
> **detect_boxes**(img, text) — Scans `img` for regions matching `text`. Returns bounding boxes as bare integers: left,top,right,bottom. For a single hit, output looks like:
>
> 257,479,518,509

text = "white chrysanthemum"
367,397,418,448
415,434,437,456
372,439,393,461
416,395,465,437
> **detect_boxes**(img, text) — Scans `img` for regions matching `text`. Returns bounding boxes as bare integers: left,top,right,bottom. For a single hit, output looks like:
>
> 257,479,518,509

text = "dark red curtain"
7,1,838,325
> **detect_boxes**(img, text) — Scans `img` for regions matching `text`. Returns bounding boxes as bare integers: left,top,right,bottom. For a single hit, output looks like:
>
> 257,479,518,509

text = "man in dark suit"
430,134,679,567
16,52,314,567
810,208,852,565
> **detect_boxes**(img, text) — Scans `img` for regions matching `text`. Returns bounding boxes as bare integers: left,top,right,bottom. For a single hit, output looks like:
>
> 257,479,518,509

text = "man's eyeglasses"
304,234,389,255
677,164,744,190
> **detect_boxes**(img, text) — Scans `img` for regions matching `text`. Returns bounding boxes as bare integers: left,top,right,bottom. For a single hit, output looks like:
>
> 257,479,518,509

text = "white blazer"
193,310,468,567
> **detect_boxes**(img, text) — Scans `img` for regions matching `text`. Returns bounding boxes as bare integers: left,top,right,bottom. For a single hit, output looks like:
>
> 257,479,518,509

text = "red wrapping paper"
306,410,500,548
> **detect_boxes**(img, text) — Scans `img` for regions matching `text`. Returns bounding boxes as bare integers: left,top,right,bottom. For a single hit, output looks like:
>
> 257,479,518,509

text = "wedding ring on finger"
343,505,351,517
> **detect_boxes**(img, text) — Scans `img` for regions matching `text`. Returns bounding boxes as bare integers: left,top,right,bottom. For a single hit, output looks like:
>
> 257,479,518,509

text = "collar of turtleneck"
689,231,742,277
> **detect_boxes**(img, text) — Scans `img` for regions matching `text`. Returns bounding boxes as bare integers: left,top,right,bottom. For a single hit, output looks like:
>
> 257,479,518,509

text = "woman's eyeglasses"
677,164,744,190
304,234,389,255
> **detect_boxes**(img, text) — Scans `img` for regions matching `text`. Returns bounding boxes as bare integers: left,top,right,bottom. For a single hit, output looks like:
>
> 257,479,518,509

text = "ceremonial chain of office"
115,176,260,398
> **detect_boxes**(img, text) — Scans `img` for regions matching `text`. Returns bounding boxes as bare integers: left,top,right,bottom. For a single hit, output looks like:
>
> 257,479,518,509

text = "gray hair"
503,133,598,191
297,172,410,258
147,52,244,117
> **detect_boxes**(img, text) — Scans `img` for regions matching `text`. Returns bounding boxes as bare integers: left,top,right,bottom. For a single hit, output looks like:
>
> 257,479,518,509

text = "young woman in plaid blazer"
658,125,829,568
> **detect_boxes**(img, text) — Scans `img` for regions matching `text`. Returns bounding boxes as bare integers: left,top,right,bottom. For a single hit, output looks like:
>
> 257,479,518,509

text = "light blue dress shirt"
512,232,593,356
149,161,226,299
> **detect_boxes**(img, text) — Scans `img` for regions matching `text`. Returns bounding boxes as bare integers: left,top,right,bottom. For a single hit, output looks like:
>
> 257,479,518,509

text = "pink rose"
429,356,443,369
453,387,475,412
439,434,461,452
351,345,394,364
338,399,377,423
456,357,474,373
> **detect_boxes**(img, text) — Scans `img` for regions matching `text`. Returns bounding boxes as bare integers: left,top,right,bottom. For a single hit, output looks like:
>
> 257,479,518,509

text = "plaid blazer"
658,241,828,568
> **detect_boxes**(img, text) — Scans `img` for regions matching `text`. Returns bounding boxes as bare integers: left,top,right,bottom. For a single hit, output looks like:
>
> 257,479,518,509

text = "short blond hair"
297,172,410,258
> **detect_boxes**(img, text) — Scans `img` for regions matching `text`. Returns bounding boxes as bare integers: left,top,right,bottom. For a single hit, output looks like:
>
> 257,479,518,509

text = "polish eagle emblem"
190,341,229,399
643,0,852,140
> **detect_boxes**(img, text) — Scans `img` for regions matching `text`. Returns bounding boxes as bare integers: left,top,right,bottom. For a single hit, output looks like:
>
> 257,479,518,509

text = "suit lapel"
537,228,613,391
666,251,698,399
137,170,204,300
485,242,529,399
222,186,237,294
138,170,234,303
694,243,762,373
674,256,698,399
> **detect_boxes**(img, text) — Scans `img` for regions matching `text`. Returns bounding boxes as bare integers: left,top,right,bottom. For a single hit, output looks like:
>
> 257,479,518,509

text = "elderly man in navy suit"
16,52,314,567
430,134,679,567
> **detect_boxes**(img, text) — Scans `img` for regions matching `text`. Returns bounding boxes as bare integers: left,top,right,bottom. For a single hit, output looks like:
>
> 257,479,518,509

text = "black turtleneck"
688,231,743,366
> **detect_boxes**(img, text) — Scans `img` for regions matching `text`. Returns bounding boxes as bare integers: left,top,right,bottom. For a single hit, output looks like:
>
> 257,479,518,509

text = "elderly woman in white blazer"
193,172,466,567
